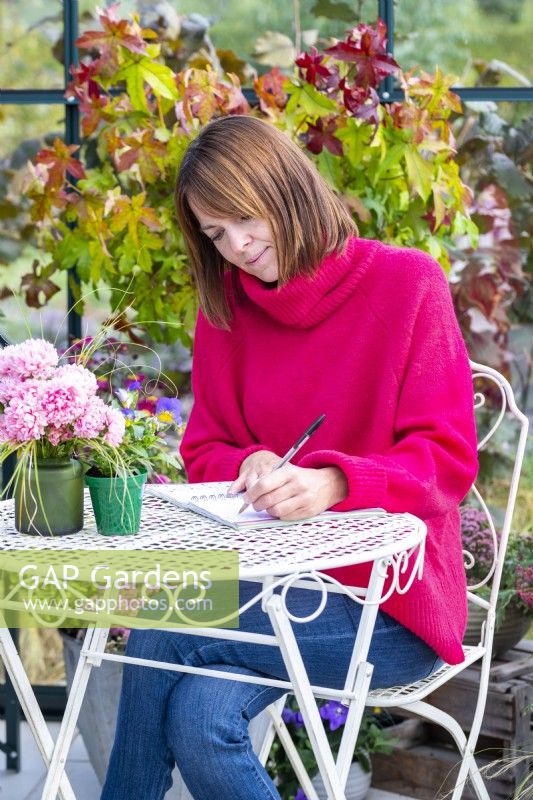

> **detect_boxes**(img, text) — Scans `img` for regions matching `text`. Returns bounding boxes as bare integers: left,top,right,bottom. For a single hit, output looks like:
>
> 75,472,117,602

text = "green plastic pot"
85,471,147,536
14,457,84,536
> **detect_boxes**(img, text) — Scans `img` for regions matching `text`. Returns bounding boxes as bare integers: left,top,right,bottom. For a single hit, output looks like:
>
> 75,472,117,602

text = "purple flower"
295,790,308,800
516,563,533,610
125,374,144,390
281,707,304,728
156,396,182,424
319,701,348,731
293,711,305,729
281,708,294,725
120,407,135,420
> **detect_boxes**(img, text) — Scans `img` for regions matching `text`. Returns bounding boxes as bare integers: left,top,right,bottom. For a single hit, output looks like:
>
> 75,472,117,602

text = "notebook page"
187,494,274,526
148,482,233,509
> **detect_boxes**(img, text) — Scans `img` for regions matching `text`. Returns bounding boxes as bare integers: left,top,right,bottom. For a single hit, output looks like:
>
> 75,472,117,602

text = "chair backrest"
465,360,530,612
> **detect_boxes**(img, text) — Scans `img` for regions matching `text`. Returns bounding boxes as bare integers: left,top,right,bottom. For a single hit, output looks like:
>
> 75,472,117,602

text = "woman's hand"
228,450,281,496
230,455,348,521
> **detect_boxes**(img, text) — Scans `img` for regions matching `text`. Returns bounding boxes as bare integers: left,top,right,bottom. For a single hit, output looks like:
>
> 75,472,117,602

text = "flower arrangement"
267,697,393,799
460,505,533,619
81,383,183,479
0,338,125,488
58,332,185,481
0,328,185,535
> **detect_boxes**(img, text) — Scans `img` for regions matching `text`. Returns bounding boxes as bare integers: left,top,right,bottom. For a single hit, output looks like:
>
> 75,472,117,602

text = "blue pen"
237,414,326,514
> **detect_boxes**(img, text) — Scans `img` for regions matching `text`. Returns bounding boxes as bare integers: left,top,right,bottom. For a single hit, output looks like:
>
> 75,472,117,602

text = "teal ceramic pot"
84,471,147,536
14,458,84,536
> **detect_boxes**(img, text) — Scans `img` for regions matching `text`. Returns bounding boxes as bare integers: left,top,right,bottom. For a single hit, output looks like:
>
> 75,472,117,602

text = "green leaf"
137,246,152,272
285,83,337,118
404,148,433,201
123,63,148,112
139,60,179,100
374,143,407,182
88,241,103,284
335,120,372,168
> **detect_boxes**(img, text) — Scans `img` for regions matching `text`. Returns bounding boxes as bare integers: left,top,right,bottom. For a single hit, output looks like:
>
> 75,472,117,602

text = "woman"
101,115,478,800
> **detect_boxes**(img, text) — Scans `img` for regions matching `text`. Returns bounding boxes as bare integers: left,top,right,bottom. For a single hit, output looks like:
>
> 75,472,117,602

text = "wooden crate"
371,640,533,800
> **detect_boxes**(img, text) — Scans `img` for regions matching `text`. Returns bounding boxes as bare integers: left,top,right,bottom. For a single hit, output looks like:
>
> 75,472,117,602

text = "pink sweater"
181,237,479,664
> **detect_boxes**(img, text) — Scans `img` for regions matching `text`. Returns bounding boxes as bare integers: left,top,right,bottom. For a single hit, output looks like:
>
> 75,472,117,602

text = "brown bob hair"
175,115,356,327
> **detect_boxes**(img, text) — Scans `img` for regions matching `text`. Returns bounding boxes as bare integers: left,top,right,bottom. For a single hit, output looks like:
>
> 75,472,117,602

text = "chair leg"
254,695,287,766
267,703,320,800
0,628,76,800
40,627,109,800
405,700,490,800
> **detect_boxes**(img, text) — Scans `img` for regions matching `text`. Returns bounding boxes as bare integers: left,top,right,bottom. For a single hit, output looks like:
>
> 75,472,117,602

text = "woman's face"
189,199,279,282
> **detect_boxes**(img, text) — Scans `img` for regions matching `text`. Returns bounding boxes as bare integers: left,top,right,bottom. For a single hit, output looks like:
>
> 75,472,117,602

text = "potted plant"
82,382,183,535
0,337,125,535
267,697,393,800
461,505,532,655
65,332,185,536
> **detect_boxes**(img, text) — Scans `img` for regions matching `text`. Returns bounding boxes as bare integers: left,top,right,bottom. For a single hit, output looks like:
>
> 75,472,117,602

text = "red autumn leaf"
76,4,148,56
68,61,102,99
220,73,250,115
339,81,380,123
176,69,221,125
21,261,61,308
325,19,399,88
115,130,167,182
304,118,343,157
254,67,288,115
36,138,85,189
296,47,334,89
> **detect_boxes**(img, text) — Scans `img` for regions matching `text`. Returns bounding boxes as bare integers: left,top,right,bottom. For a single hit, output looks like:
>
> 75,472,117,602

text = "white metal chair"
259,360,529,799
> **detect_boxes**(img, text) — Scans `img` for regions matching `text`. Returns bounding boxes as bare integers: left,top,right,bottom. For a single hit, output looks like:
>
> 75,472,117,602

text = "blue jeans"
101,582,443,800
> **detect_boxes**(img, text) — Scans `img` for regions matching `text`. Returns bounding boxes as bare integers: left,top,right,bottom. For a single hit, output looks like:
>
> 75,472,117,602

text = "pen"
237,413,326,514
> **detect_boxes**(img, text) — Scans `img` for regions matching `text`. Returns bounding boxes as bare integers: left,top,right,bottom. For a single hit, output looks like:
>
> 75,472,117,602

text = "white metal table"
0,489,426,800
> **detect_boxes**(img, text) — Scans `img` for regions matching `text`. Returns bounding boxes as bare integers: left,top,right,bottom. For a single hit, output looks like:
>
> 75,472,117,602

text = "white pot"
311,760,372,800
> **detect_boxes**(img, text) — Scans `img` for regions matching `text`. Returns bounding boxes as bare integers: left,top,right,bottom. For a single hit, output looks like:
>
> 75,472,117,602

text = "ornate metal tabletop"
0,487,425,581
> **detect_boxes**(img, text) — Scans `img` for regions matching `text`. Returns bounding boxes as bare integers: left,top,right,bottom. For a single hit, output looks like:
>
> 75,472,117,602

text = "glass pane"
394,0,533,87
0,106,68,350
0,103,64,160
0,0,64,89
79,0,378,77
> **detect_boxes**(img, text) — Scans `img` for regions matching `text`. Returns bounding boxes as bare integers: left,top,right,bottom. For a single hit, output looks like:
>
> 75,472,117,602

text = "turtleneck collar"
236,237,380,328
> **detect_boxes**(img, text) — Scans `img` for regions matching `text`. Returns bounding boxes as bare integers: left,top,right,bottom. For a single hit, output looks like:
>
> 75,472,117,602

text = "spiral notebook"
149,482,385,530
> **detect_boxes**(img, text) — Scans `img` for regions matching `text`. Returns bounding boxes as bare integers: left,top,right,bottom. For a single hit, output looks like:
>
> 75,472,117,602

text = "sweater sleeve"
298,266,479,517
180,313,269,483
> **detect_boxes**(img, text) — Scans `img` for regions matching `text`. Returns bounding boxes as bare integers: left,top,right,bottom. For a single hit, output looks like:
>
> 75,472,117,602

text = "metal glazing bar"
63,0,82,341
0,89,66,104
378,0,395,100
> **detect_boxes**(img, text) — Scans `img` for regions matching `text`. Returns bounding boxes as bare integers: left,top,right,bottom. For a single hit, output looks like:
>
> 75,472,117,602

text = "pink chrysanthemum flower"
0,377,24,404
47,426,72,446
55,364,98,398
103,407,126,446
0,339,58,380
73,396,108,439
41,377,86,427
2,396,47,441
